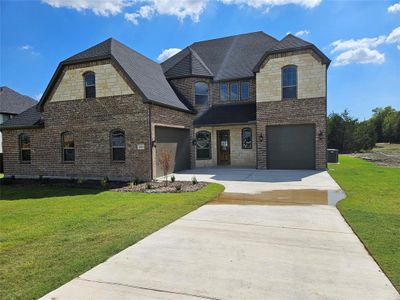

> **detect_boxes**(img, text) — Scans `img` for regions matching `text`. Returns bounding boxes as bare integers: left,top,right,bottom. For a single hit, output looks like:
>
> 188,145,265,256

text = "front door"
217,130,230,165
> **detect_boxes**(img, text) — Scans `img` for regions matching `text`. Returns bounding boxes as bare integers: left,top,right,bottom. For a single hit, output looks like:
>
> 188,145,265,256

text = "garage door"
267,124,315,169
155,127,190,178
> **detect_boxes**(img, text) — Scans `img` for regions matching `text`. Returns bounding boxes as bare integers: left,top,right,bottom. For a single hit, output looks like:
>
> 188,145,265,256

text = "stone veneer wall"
256,51,326,102
50,59,133,102
194,124,257,168
2,94,152,181
256,98,327,170
150,104,195,174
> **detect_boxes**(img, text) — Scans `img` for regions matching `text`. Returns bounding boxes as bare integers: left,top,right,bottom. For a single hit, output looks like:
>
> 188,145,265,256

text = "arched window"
19,133,31,162
84,72,96,98
195,82,208,105
241,128,252,149
282,65,297,100
196,131,211,160
111,129,125,161
62,132,75,162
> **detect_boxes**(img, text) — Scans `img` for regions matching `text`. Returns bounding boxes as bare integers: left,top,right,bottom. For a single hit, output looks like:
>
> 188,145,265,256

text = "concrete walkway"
41,169,399,300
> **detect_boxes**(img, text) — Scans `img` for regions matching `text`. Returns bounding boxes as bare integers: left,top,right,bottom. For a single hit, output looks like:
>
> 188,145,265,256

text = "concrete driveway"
41,169,399,300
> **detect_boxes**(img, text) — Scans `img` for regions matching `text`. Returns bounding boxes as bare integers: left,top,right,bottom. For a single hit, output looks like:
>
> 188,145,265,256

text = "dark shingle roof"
194,103,256,126
162,31,279,81
40,38,192,113
162,32,330,80
0,87,37,114
0,106,43,129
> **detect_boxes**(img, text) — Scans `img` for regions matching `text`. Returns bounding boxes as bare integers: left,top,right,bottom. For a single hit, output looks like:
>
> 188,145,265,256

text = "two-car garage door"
267,124,315,170
155,126,190,178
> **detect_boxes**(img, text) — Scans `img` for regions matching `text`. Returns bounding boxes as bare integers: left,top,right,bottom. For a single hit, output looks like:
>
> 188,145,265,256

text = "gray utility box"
327,149,339,163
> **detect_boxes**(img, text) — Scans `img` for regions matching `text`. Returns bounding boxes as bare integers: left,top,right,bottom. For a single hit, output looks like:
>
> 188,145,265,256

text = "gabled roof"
193,102,256,126
0,106,43,129
162,32,330,81
0,87,37,115
162,31,279,81
39,38,192,113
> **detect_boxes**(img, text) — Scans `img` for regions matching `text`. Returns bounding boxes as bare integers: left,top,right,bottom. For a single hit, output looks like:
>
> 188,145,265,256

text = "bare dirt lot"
353,143,400,167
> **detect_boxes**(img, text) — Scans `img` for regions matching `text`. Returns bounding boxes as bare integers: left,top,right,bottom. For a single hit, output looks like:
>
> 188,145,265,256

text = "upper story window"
84,72,96,98
241,81,249,100
230,83,239,101
195,82,208,105
282,66,297,100
19,133,31,163
220,83,228,102
62,131,75,162
196,131,211,160
111,129,126,162
241,128,252,149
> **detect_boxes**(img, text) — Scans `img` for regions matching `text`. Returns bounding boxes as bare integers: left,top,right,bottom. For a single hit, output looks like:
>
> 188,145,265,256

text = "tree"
158,149,172,186
370,106,396,142
353,121,377,151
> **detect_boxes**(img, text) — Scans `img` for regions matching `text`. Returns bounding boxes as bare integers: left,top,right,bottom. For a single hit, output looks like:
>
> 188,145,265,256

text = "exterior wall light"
318,130,324,140
192,139,197,146
259,133,264,143
151,140,157,148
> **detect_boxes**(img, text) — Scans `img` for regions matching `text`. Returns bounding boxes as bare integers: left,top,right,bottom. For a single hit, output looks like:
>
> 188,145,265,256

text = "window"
240,81,250,100
195,82,208,105
196,131,211,160
19,133,31,162
111,129,125,161
220,83,228,102
242,128,252,149
282,66,297,100
84,72,96,98
62,132,75,162
230,83,238,101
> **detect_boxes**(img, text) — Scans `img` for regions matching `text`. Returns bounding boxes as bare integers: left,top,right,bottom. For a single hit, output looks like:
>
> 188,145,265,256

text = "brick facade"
2,94,153,181
256,97,327,170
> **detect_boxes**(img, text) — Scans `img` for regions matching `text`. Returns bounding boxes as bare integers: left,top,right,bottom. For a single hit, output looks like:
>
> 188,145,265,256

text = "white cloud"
34,93,43,101
124,12,140,24
41,0,132,16
330,36,386,53
19,45,32,50
126,0,208,24
333,48,385,66
388,2,400,13
330,27,400,66
219,0,321,9
294,29,310,37
386,26,400,44
157,48,182,62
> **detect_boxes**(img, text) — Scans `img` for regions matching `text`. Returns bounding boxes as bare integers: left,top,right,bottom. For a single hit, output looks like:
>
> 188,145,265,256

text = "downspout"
148,103,153,180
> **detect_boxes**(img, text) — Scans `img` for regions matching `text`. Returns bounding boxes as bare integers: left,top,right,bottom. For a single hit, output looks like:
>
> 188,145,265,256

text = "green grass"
0,183,224,300
329,156,400,291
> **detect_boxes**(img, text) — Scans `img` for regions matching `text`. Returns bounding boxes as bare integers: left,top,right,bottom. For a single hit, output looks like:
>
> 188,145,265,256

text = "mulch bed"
112,181,207,193
352,152,400,168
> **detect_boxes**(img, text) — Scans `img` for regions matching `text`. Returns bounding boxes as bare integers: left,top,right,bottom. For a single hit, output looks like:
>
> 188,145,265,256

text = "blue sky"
1,0,399,119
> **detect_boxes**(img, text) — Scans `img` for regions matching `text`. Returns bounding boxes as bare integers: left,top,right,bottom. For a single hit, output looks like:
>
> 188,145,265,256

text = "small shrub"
191,176,198,185
146,183,152,190
171,174,175,183
100,177,109,189
77,177,86,185
175,184,182,192
133,177,140,185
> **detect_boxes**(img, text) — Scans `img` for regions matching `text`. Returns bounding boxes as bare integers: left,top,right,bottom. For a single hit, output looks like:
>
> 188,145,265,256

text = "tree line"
327,106,400,153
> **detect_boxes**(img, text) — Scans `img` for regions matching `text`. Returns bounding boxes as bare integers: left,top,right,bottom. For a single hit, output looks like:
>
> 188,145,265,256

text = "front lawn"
0,183,224,300
329,156,400,291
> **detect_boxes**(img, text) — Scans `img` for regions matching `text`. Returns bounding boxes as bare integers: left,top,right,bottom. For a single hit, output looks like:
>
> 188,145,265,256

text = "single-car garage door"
267,124,315,169
155,126,190,178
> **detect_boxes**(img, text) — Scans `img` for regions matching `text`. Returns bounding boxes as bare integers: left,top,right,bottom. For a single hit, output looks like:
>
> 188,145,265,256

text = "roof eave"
253,45,331,73
0,123,44,131
144,99,196,114
194,120,256,127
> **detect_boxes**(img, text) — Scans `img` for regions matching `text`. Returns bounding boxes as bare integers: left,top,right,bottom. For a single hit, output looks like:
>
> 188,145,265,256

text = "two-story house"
0,31,330,181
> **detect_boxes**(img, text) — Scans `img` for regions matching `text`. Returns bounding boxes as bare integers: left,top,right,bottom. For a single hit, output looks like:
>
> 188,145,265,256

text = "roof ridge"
162,47,190,74
110,38,159,65
191,31,267,46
